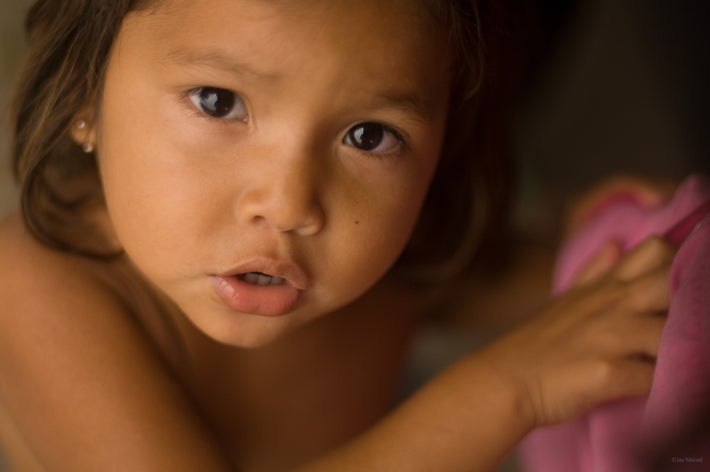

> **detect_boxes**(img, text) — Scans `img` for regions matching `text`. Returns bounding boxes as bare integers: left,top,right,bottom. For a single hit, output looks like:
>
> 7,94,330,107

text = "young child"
0,0,674,470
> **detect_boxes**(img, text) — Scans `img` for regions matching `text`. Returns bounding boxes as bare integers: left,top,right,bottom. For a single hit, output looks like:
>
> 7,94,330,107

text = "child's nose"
234,155,325,236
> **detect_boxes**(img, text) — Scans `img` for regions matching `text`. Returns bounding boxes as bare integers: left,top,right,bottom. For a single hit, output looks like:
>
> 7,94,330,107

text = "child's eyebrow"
364,93,434,124
162,48,435,122
163,48,280,82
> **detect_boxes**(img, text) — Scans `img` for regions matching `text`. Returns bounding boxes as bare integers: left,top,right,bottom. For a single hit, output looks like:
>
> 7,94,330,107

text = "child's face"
95,0,451,347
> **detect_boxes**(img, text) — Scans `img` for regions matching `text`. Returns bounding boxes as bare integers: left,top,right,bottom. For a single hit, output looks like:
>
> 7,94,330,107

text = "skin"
0,0,675,471
91,0,450,348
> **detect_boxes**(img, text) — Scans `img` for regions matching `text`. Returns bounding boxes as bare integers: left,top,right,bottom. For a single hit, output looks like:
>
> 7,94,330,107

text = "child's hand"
482,235,674,427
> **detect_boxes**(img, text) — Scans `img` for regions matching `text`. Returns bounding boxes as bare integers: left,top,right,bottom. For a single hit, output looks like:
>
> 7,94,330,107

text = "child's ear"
69,118,97,153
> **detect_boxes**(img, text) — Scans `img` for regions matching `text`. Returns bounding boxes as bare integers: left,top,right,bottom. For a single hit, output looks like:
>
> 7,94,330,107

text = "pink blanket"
519,174,710,471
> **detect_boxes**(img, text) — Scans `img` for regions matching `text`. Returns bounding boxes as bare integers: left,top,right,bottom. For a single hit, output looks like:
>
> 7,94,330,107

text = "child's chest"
181,292,423,471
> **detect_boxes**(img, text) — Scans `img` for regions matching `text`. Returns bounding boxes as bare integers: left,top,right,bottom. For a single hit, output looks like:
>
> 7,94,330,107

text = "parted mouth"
210,271,303,317
216,258,311,291
237,272,286,286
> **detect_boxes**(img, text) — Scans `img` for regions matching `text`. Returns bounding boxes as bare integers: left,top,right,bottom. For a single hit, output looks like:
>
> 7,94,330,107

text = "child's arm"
0,220,233,471
0,217,671,471
297,235,672,472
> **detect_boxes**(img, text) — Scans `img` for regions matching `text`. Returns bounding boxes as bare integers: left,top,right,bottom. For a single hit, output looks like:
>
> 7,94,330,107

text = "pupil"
350,123,384,151
200,87,235,117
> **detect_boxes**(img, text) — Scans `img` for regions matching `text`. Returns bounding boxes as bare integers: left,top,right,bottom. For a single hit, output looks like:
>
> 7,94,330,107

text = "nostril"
244,210,324,236
251,215,268,227
292,207,326,236
234,173,325,235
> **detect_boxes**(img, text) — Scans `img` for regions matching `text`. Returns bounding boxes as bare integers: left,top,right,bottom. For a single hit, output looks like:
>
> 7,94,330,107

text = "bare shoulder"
0,213,120,311
0,213,144,348
0,214,228,470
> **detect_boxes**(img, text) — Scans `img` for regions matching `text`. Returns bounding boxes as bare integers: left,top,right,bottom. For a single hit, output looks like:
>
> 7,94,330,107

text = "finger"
619,314,666,359
602,357,656,400
571,239,623,288
611,235,676,282
622,264,672,313
591,308,666,359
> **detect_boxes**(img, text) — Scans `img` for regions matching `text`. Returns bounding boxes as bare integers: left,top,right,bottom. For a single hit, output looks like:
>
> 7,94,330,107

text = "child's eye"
343,122,402,154
187,87,248,121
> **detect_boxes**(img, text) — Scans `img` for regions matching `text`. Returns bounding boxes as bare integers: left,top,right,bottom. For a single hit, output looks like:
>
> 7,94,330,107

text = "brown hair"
11,0,154,254
395,0,524,284
11,0,520,284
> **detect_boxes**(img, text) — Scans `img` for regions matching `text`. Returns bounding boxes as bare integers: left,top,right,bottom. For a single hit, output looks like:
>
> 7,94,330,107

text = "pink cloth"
519,174,710,471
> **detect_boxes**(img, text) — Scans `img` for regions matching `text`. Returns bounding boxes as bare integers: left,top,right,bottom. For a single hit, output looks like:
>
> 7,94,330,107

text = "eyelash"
181,87,410,156
342,122,408,158
183,86,249,123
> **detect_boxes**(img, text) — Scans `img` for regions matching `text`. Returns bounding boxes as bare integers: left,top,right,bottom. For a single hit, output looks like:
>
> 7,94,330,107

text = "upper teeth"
241,272,285,286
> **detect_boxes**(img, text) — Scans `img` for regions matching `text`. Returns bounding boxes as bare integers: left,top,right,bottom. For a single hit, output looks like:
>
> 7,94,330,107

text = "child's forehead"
139,0,438,25
132,0,445,51
121,0,452,111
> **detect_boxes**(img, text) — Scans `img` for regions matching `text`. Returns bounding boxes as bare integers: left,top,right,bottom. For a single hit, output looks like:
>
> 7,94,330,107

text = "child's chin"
191,309,305,349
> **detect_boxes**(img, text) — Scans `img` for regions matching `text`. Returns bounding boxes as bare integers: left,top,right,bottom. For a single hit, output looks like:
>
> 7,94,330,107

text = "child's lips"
210,275,302,316
210,258,310,316
217,258,311,290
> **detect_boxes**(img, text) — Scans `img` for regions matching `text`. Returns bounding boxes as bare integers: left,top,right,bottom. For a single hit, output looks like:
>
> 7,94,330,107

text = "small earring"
77,121,94,152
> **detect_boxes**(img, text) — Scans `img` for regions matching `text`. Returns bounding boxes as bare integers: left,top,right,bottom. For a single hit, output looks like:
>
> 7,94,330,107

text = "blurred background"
511,0,710,242
0,0,708,471
0,0,29,219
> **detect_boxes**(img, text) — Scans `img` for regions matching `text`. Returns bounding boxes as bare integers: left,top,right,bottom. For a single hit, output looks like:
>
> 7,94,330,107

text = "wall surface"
0,1,30,219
